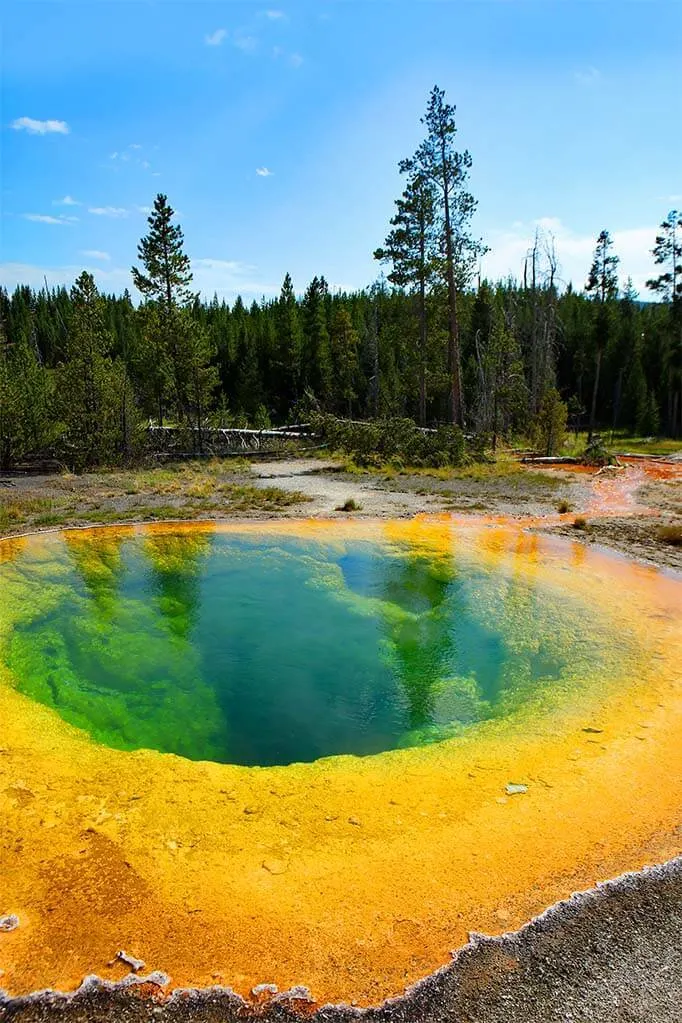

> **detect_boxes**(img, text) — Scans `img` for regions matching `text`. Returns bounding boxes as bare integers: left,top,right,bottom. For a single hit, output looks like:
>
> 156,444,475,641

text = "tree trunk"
418,274,427,427
441,141,463,428
588,347,602,443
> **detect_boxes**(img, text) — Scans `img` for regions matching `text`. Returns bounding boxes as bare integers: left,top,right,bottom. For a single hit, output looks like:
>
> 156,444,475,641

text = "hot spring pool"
0,518,680,1005
3,525,623,766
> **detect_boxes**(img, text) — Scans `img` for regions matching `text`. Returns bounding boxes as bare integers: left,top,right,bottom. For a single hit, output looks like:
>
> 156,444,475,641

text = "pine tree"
132,194,198,425
132,194,193,309
647,210,682,304
330,309,360,416
275,273,303,417
375,167,438,425
411,86,486,427
302,277,332,403
647,211,682,435
57,272,132,469
0,312,15,469
585,230,619,441
533,387,567,456
174,312,219,450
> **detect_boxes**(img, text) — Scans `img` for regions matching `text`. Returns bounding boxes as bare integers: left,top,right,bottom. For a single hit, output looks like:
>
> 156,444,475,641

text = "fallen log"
521,456,580,465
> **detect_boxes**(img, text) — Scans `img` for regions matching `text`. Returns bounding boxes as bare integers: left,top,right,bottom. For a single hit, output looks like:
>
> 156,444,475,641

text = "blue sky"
2,0,681,301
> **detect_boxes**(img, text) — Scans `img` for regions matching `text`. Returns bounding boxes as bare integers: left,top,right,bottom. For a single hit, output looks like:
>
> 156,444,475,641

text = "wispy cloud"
53,195,81,207
0,262,131,293
273,46,304,67
482,216,659,294
256,166,274,177
12,116,70,135
205,27,227,46
129,143,142,150
81,250,111,261
192,258,280,300
233,32,258,53
1,259,280,302
262,9,286,19
23,213,77,225
574,66,601,85
88,206,128,218
135,205,152,214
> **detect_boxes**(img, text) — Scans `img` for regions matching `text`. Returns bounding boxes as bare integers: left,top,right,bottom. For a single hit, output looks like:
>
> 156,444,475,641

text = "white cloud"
192,258,280,301
263,9,286,18
0,259,279,304
109,151,119,160
129,143,142,150
233,32,258,53
0,262,131,292
256,166,274,177
574,66,601,86
81,250,111,261
481,216,660,294
23,213,77,225
135,205,152,214
12,116,70,135
53,195,81,206
142,160,151,170
88,206,128,218
272,46,303,67
205,28,227,46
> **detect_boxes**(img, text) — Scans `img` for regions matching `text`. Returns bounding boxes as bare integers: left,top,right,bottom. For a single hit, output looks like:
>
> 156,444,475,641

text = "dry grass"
0,460,310,537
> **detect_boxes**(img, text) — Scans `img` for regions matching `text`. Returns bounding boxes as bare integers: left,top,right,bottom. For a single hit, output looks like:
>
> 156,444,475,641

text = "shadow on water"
2,527,619,766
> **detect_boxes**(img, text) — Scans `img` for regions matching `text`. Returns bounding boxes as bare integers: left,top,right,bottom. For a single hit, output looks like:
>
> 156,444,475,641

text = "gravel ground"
3,858,681,1022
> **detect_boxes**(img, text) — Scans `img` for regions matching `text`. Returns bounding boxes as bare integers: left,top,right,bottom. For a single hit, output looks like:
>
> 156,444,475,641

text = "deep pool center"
0,518,680,1006
2,523,626,767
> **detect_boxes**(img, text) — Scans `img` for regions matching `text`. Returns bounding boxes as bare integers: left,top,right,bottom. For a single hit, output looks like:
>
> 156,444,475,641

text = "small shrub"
657,524,682,547
582,437,614,466
531,388,567,456
557,500,572,514
572,516,589,531
336,498,362,512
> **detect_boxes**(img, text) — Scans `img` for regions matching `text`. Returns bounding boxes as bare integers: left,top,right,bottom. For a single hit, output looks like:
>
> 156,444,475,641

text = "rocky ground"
3,858,681,1022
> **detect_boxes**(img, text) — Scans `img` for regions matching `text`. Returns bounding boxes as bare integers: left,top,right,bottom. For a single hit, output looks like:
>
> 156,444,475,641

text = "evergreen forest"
2,87,680,471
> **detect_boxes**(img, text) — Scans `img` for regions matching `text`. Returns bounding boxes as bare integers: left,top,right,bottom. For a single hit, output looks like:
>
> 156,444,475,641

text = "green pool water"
1,528,620,766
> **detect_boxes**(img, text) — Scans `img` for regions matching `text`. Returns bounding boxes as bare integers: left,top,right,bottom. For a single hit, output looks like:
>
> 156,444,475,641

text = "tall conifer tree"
585,230,619,440
411,86,485,427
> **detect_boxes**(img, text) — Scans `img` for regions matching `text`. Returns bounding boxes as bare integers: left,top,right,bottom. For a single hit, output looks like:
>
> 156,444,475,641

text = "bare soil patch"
2,455,680,574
